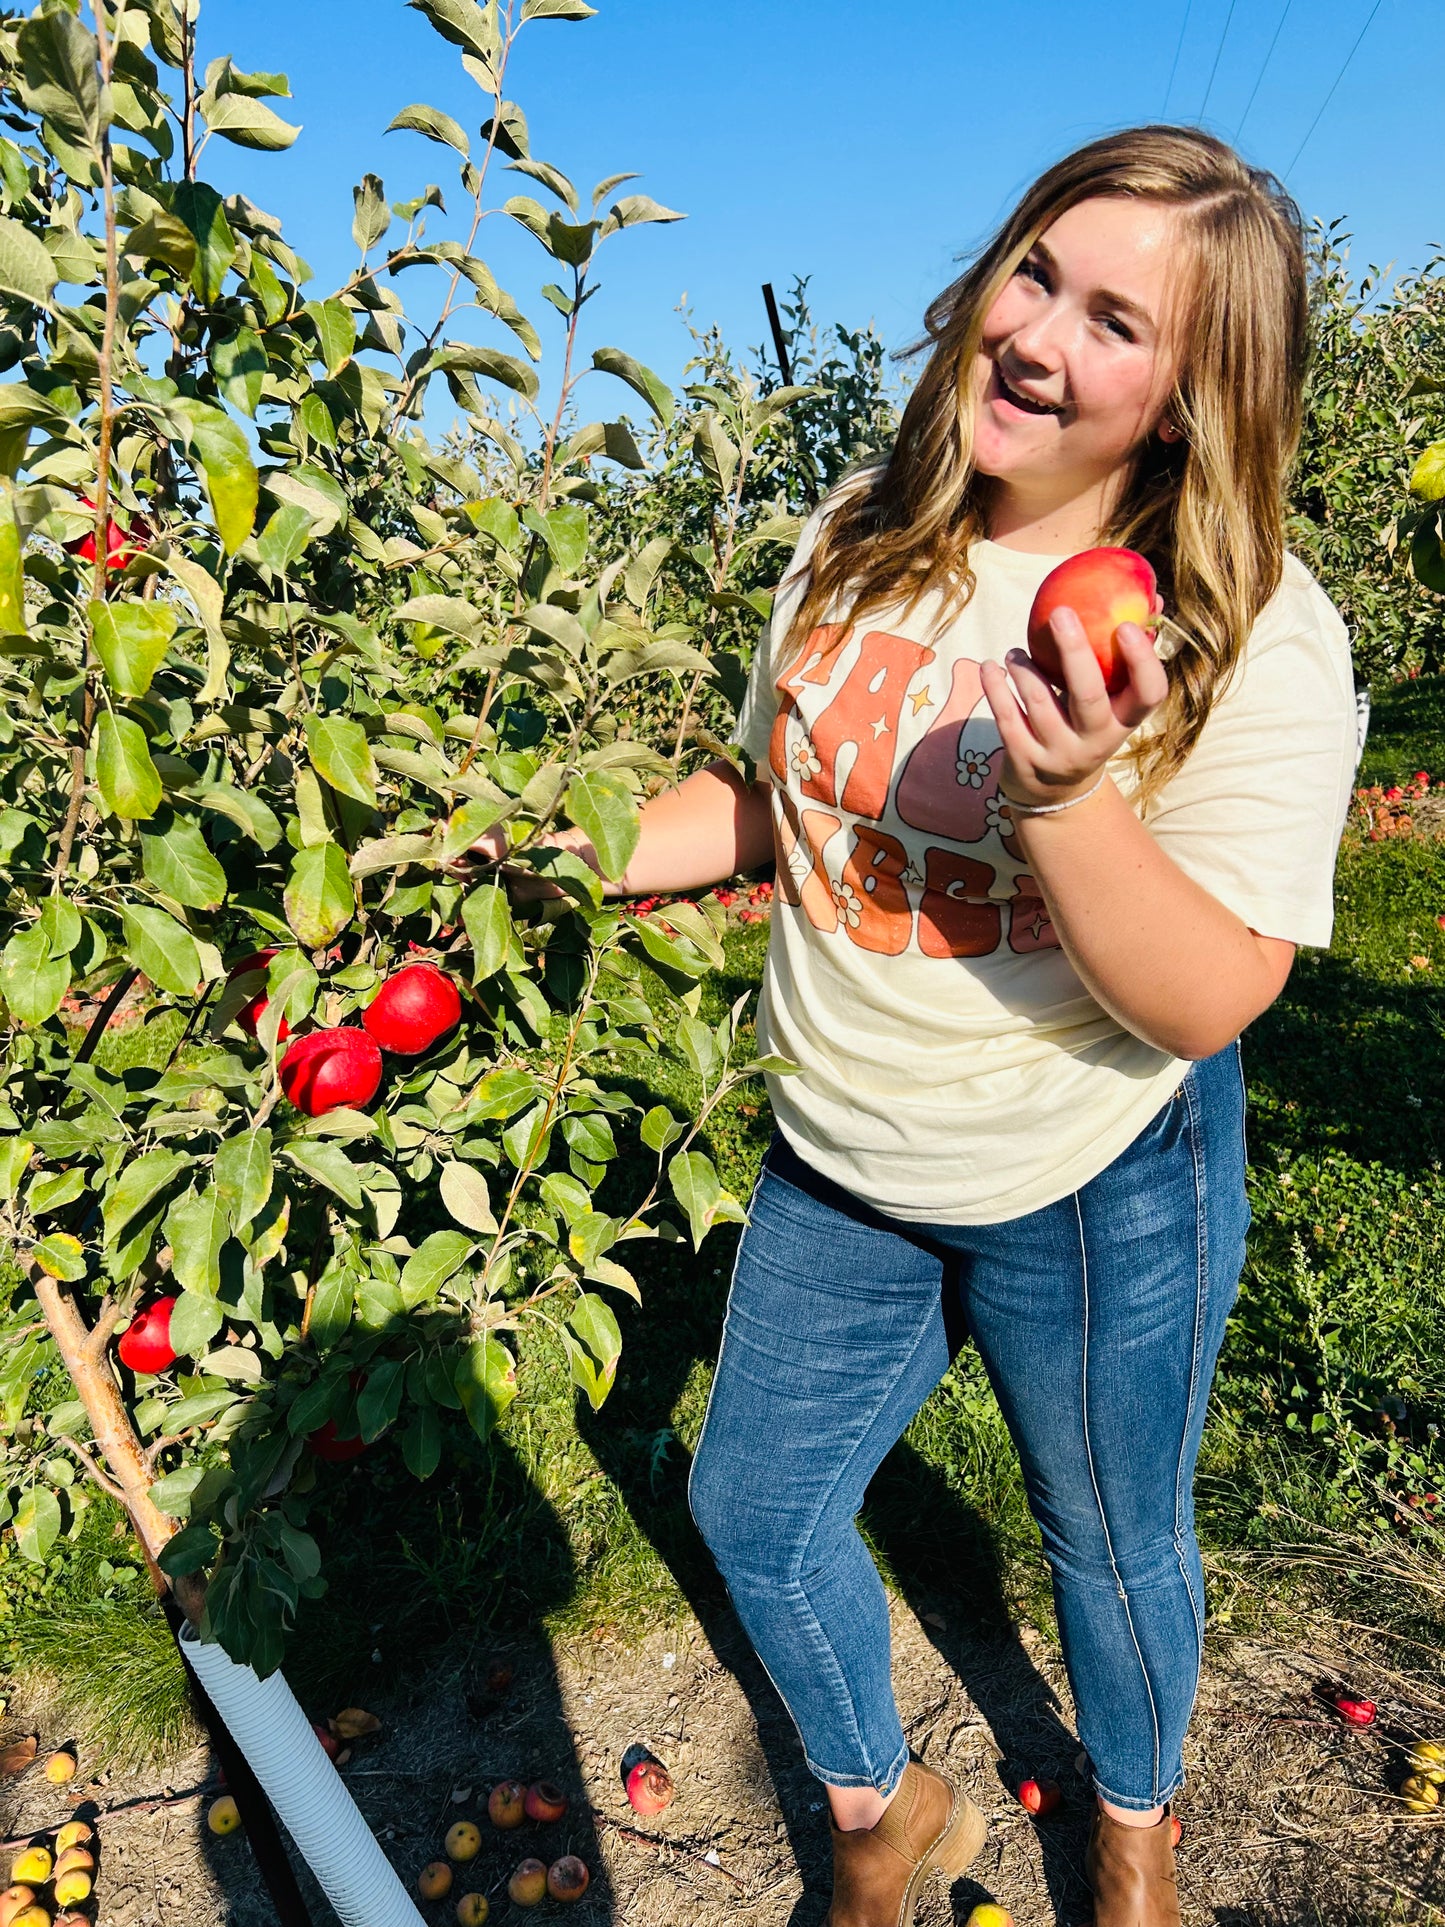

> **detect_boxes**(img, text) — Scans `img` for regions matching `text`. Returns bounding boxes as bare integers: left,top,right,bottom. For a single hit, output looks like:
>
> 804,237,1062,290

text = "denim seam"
1075,1192,1163,1805
779,1304,947,1789
1172,1072,1208,1668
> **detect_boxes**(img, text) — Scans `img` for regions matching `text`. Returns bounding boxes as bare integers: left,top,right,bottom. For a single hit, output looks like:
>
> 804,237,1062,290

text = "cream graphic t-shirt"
735,510,1358,1224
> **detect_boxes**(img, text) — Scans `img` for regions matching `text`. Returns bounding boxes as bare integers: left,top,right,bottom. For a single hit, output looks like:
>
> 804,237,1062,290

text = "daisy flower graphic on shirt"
791,736,822,780
956,745,992,789
831,880,862,928
985,792,1014,835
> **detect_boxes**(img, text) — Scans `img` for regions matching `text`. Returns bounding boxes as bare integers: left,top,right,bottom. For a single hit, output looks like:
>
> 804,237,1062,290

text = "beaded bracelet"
1000,770,1108,819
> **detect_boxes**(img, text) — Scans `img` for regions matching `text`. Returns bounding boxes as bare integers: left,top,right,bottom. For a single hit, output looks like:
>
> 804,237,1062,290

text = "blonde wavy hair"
779,125,1309,807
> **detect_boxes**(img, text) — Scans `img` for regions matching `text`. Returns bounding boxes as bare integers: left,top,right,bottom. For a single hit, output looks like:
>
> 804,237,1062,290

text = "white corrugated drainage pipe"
180,1623,426,1927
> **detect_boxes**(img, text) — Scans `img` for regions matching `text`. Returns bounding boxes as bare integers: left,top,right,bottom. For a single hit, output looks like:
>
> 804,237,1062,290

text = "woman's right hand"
455,823,604,901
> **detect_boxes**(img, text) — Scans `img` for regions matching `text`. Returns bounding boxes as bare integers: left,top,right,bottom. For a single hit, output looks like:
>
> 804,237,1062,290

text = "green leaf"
0,487,25,636
602,194,685,233
1,926,69,1025
164,1188,228,1298
0,215,57,309
37,895,81,958
189,782,282,850
401,1405,442,1479
90,597,178,699
563,1291,620,1410
14,1487,62,1563
171,399,258,554
387,103,470,156
303,298,356,377
284,1139,364,1209
439,1160,497,1232
409,0,503,62
668,1148,721,1250
429,340,539,402
1411,441,1445,504
305,714,379,807
357,1357,406,1441
139,810,228,910
172,182,237,304
308,1262,354,1351
592,346,674,426
0,1137,34,1202
103,1148,188,1248
16,10,102,163
202,92,301,150
461,883,513,981
256,502,315,574
121,903,202,995
454,1335,517,1441
566,769,639,883
400,1229,474,1308
284,843,355,949
157,1522,217,1577
31,1232,86,1282
521,0,598,18
96,712,162,820
212,326,267,417
639,1104,683,1154
168,1287,224,1357
214,1128,274,1234
123,209,197,275
352,172,390,252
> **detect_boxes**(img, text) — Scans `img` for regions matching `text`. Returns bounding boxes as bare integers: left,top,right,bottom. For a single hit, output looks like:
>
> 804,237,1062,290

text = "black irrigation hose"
160,1594,314,1927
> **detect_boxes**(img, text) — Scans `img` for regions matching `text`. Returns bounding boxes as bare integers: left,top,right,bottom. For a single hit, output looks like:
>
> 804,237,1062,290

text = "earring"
1159,418,1184,445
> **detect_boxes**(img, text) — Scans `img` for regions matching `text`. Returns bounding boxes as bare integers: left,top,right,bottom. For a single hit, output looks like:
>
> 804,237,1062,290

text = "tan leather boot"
825,1757,986,1926
1084,1804,1182,1927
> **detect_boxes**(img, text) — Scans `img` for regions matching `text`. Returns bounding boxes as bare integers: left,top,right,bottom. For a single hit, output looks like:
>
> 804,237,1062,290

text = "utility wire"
1235,0,1293,141
1286,0,1385,173
1162,0,1194,115
1199,0,1241,120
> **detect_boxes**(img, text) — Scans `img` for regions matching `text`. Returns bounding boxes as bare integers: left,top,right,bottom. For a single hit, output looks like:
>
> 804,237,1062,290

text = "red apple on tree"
1026,547,1158,695
279,1028,382,1117
362,962,462,1056
63,494,150,572
117,1295,179,1374
228,947,288,1042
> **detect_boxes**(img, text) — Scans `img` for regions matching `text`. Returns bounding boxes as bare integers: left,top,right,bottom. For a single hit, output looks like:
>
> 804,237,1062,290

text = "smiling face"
970,195,1190,535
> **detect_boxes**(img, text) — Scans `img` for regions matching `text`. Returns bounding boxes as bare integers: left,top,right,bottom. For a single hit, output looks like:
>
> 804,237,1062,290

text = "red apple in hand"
117,1296,179,1374
1026,547,1158,695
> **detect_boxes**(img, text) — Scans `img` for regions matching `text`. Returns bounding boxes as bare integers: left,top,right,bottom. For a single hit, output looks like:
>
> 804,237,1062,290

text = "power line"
1199,0,1241,120
1235,0,1293,141
1162,0,1194,115
1286,0,1385,173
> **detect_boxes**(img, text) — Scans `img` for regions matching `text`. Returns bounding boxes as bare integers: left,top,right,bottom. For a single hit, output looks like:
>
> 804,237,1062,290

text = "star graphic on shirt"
870,715,890,739
908,686,935,715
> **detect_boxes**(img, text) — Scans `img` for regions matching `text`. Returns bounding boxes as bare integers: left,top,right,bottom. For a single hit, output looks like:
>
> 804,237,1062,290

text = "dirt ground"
5,1583,1444,1927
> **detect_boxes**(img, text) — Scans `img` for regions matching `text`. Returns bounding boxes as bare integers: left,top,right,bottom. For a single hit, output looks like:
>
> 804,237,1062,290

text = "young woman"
481,126,1357,1926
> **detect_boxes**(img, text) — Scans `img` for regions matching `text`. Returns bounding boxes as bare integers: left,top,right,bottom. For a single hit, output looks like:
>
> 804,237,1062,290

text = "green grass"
7,675,1445,1751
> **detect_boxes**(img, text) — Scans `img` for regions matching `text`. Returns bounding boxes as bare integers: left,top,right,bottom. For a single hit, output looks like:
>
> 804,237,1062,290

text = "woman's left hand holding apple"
979,602,1169,811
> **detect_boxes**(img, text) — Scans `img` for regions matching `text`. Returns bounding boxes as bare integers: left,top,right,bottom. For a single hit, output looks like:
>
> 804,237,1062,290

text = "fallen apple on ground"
207,1795,240,1835
1017,1776,1061,1816
547,1855,590,1902
1402,1774,1441,1813
1408,1739,1445,1782
54,1823,92,1856
965,1906,1014,1927
524,1780,567,1823
6,1851,49,1888
1025,546,1158,695
43,1747,76,1783
625,1757,674,1815
488,1779,526,1828
1334,1693,1377,1727
0,1889,39,1927
418,1860,453,1899
508,1858,548,1907
455,1896,489,1926
1171,1814,1184,1848
445,1820,482,1863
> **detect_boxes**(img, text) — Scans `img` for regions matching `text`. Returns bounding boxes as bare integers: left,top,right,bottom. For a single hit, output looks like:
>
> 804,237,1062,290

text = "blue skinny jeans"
689,1044,1249,1812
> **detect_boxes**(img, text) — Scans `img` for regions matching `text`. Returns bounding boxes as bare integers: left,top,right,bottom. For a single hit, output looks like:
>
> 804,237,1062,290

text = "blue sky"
199,0,1441,412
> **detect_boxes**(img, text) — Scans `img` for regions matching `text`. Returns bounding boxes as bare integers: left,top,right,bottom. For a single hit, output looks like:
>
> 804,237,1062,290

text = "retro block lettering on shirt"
1008,873,1060,953
895,656,1005,842
835,826,911,956
769,624,848,785
917,848,1003,958
781,629,936,816
777,801,843,934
